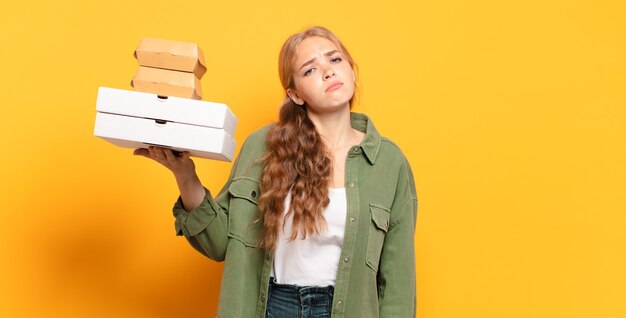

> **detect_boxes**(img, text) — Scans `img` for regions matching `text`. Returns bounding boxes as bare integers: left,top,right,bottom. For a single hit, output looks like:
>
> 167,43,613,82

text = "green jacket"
173,112,418,318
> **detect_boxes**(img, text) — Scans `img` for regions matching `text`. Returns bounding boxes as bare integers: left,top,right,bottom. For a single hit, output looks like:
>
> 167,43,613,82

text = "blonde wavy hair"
254,26,359,251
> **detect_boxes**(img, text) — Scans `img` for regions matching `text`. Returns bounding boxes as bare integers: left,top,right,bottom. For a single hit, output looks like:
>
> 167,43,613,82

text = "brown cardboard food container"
130,66,202,100
133,37,207,78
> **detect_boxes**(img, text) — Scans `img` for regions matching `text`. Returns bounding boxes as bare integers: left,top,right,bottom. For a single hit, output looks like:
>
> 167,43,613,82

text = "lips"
326,82,343,92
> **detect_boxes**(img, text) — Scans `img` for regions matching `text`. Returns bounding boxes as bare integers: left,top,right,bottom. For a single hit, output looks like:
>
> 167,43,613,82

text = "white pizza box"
96,86,236,135
94,86,237,161
94,112,236,161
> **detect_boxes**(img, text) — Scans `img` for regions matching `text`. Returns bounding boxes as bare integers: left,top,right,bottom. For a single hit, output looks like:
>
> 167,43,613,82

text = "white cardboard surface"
94,112,236,161
96,86,237,135
94,86,237,162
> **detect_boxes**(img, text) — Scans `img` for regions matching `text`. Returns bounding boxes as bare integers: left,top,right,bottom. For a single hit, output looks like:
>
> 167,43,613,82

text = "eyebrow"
299,50,340,71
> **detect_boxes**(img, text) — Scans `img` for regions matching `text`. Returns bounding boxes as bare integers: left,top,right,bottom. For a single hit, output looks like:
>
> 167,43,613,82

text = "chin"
307,94,354,111
306,102,349,114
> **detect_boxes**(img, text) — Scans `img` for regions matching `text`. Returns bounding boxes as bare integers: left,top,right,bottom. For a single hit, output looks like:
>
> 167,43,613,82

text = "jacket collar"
350,112,381,165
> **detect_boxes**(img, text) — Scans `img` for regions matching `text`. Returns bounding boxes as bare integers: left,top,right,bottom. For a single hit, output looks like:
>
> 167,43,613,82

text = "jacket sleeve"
171,148,242,262
377,157,418,317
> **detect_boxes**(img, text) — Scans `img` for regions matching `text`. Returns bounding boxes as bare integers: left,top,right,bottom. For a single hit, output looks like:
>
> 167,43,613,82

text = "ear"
287,88,305,106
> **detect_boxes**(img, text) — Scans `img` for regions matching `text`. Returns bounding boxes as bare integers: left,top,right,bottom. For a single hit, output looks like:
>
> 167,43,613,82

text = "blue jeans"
265,277,335,318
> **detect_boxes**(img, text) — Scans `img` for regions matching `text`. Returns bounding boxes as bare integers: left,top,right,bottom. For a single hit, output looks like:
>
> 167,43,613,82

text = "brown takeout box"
130,66,202,100
133,37,207,79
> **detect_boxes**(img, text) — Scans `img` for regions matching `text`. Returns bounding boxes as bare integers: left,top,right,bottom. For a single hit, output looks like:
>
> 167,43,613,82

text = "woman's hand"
133,146,195,179
134,146,206,211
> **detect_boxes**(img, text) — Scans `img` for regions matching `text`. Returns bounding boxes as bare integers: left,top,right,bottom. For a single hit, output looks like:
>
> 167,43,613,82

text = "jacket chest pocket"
227,178,263,248
366,203,390,272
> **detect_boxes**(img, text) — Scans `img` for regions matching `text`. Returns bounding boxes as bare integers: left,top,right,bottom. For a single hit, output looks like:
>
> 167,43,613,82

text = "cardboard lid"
131,66,202,100
133,37,207,79
95,86,237,135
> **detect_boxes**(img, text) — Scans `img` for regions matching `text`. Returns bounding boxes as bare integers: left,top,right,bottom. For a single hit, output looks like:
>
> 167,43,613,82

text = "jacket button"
350,217,355,223
336,300,343,307
343,257,349,263
260,295,265,301
251,190,257,198
349,182,355,188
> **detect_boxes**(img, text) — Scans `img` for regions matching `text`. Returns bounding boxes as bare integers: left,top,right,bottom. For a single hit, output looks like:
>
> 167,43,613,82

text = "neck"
305,104,355,151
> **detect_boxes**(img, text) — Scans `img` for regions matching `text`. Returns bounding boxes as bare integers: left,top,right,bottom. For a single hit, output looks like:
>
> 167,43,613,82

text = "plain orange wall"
1,0,625,317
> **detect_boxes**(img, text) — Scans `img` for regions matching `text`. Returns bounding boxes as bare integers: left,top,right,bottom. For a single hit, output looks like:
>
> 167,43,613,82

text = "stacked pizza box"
93,37,237,162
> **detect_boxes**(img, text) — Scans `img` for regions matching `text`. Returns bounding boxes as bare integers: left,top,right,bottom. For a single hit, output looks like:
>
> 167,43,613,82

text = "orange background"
1,0,625,317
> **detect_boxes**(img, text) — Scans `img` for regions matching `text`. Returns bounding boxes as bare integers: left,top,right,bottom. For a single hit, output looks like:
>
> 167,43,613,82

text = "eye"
304,68,315,76
331,57,343,63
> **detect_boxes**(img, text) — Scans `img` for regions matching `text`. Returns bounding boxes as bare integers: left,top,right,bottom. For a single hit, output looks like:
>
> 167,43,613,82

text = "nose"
323,68,335,80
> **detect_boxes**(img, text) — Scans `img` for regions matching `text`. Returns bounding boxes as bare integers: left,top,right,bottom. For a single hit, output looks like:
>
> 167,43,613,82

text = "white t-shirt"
270,187,347,287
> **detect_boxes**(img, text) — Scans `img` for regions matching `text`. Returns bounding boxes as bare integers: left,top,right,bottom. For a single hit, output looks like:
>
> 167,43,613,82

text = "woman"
134,26,418,318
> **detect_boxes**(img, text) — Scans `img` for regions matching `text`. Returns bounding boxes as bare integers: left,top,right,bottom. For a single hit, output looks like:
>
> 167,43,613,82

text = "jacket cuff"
172,187,218,237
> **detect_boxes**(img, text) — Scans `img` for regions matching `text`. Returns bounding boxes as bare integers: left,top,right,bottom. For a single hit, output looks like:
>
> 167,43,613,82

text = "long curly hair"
254,26,359,251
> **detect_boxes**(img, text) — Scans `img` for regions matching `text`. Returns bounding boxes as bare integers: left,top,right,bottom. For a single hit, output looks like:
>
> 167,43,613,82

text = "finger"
183,151,191,159
149,146,162,161
153,147,167,161
171,149,183,158
133,148,150,158
162,148,177,164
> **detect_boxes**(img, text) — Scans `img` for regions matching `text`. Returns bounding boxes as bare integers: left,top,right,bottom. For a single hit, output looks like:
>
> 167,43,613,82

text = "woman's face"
287,36,355,113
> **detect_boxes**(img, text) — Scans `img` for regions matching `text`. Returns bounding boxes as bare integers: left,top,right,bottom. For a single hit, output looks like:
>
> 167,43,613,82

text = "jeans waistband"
269,277,334,296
